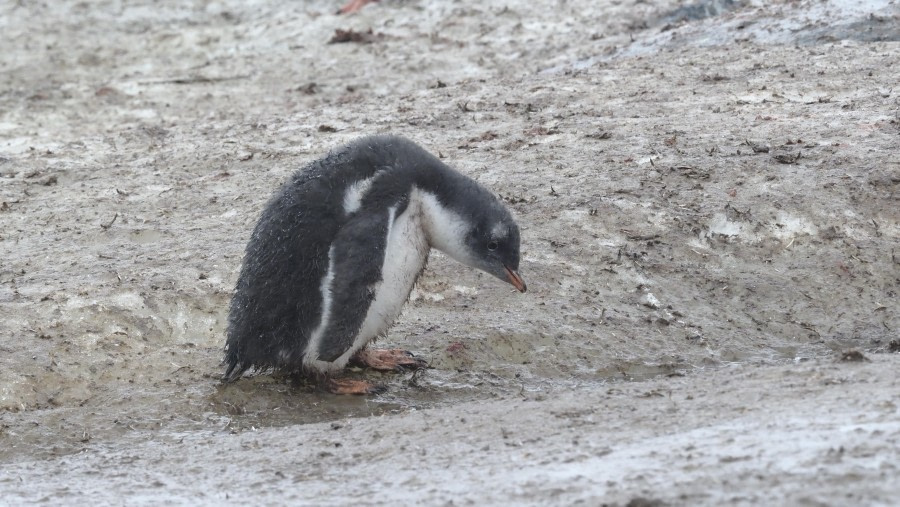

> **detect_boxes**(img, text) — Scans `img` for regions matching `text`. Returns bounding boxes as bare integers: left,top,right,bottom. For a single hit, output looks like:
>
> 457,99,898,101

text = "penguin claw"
350,348,428,372
323,378,386,395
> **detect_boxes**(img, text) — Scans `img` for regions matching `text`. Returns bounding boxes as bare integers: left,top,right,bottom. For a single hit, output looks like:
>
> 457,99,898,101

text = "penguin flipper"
311,210,392,363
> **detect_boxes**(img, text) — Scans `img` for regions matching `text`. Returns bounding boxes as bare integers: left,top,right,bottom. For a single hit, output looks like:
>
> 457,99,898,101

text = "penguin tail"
222,360,249,383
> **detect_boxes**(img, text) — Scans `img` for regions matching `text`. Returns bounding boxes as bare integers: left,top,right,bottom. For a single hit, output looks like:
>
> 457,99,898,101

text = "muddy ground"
1,0,898,504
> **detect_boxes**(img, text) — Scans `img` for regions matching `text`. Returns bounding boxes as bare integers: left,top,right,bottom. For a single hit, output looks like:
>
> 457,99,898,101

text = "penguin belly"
306,197,430,372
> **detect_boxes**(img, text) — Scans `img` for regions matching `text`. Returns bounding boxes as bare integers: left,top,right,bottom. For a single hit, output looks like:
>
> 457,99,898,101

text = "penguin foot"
323,377,386,395
338,0,377,14
350,348,428,372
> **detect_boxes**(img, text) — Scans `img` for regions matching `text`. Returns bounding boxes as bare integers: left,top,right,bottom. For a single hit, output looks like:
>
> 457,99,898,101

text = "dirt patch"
3,355,899,504
1,0,898,503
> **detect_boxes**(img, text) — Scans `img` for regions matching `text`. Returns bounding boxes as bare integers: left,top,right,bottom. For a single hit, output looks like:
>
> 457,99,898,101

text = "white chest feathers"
364,188,474,334
355,197,431,346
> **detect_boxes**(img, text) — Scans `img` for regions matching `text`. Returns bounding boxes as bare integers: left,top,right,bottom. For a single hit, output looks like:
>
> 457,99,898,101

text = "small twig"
138,74,252,85
100,213,118,230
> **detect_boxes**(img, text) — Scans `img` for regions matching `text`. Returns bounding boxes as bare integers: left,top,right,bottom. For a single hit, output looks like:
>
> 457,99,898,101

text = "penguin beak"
504,266,527,293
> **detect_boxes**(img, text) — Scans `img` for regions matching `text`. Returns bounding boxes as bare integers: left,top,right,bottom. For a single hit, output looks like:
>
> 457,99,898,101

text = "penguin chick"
224,135,526,394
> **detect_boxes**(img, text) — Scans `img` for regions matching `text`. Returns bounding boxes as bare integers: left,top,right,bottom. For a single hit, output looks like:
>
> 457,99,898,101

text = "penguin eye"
487,240,499,251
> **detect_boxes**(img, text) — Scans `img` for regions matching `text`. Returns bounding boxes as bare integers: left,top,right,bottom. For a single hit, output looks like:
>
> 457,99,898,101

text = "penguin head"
461,208,526,293
420,189,526,292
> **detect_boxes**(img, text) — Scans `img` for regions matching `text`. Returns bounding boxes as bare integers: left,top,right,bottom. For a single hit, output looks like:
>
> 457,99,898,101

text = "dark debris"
329,28,380,44
838,349,869,362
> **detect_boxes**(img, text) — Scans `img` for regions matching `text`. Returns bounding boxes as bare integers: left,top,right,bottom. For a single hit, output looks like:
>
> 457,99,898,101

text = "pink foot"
350,348,428,372
323,377,386,395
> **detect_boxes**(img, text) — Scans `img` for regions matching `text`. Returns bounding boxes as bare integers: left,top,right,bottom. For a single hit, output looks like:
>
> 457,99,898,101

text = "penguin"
224,135,526,394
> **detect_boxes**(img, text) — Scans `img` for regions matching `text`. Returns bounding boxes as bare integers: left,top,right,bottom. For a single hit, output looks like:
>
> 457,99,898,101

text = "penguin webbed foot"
323,377,387,395
349,348,429,372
